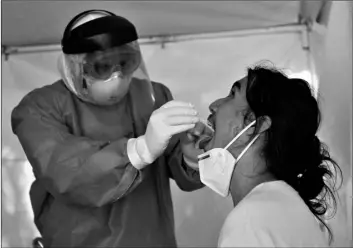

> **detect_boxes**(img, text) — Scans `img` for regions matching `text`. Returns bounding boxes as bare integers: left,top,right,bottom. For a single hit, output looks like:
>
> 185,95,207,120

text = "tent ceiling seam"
2,24,307,57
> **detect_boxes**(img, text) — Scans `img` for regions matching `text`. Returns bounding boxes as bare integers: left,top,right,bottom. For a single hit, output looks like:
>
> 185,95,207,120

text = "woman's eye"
228,81,241,97
244,112,255,123
235,81,241,90
228,90,234,97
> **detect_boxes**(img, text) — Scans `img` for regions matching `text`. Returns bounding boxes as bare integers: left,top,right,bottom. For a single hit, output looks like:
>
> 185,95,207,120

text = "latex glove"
128,100,199,169
181,121,214,170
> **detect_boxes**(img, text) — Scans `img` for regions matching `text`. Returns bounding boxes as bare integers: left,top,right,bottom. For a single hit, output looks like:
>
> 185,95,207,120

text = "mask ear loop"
235,134,260,162
223,130,260,196
197,120,257,161
224,120,257,150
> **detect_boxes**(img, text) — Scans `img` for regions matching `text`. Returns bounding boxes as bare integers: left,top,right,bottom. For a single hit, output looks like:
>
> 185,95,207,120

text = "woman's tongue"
196,134,213,150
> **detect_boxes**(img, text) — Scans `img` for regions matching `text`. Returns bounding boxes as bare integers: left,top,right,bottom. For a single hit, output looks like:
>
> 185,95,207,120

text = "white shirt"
218,180,329,247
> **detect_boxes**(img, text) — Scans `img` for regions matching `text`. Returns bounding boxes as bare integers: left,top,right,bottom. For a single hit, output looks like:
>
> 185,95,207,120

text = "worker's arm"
11,89,144,208
154,83,204,191
165,135,204,191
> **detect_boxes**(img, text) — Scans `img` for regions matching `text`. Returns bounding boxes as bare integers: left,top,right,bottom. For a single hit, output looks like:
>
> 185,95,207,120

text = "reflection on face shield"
83,46,141,81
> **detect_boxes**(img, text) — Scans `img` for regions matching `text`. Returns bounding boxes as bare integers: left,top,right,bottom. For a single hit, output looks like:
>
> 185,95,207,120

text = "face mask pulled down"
198,120,260,197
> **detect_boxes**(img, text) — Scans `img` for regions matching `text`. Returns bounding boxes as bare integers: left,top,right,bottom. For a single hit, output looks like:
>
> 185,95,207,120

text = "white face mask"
83,71,132,105
198,120,260,197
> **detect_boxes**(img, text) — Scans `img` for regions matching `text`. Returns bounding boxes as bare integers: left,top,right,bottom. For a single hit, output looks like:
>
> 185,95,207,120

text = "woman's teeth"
206,121,215,132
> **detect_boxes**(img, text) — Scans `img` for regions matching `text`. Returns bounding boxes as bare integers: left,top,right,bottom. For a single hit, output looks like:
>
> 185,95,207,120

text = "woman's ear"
258,115,271,133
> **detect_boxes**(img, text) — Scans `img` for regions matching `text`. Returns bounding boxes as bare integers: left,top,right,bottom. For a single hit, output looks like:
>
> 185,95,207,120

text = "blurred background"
1,1,352,247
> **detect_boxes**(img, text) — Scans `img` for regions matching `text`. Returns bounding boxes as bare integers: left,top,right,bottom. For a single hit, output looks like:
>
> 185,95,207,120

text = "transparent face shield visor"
59,41,155,106
83,43,141,81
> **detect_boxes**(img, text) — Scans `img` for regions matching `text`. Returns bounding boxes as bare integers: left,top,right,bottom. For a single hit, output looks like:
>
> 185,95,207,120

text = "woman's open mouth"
207,115,216,132
196,116,215,151
197,135,213,150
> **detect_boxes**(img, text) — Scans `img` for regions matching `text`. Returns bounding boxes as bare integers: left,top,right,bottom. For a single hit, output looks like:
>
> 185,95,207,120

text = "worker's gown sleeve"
11,79,203,247
161,85,204,190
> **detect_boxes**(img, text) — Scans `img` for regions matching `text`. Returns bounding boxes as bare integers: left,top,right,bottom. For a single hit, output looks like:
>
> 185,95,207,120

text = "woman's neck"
230,171,276,207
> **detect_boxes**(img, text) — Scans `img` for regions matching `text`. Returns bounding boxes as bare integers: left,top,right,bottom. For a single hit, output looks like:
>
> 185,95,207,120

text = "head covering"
61,11,138,54
58,10,155,107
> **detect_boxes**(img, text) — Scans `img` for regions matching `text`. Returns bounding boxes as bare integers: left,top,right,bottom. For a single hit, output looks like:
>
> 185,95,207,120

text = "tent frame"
2,22,325,97
3,24,309,56
2,0,331,57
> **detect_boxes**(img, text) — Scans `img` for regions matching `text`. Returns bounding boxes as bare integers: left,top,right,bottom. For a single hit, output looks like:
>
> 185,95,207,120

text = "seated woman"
197,63,341,247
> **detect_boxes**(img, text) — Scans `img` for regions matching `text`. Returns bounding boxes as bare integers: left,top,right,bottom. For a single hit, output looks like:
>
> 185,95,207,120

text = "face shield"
59,41,154,106
59,13,155,108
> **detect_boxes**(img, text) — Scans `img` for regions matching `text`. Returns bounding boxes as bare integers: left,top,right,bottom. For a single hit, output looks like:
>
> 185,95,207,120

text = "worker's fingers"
169,124,196,135
166,116,200,126
161,100,194,109
160,106,198,117
188,121,207,137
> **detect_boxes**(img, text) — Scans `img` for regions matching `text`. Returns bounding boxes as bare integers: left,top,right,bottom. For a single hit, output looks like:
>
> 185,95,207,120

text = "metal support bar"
2,24,307,56
301,22,320,98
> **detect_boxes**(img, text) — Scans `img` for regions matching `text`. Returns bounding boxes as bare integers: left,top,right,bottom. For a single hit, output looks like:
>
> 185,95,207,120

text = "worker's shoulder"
130,78,171,98
150,80,173,103
151,80,171,93
28,79,69,98
20,80,71,107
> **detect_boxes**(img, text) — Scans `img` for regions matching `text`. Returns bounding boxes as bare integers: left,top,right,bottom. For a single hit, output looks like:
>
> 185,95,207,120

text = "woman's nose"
209,98,224,114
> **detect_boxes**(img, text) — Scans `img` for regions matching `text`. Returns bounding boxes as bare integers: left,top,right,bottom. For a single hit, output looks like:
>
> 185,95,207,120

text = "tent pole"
2,24,307,56
301,22,320,98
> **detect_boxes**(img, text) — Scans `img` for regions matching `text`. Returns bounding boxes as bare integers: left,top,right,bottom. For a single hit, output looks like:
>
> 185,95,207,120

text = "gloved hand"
128,100,199,169
181,121,214,170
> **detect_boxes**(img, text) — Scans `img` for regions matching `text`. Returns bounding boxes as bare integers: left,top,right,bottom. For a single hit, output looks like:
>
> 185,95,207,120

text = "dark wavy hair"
245,62,342,243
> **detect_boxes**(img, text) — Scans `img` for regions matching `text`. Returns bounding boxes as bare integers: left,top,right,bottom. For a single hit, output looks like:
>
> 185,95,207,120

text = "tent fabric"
2,29,313,247
1,1,326,47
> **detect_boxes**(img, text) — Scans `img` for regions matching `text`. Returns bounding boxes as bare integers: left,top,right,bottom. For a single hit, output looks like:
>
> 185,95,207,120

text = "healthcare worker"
197,64,342,247
11,10,205,247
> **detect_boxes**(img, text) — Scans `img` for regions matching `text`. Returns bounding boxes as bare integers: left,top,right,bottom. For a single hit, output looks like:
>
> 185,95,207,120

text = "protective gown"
11,78,204,247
